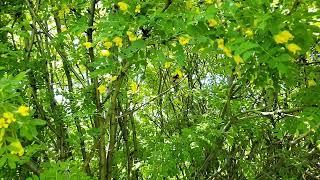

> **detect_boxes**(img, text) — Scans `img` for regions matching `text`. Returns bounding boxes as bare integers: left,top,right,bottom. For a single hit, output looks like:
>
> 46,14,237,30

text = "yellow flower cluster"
113,37,123,47
178,35,191,46
110,76,118,82
205,0,214,4
58,4,70,19
127,31,138,42
135,4,141,13
130,82,139,94
18,105,30,116
223,48,232,58
118,2,129,11
164,62,172,69
172,69,184,80
208,18,218,28
103,41,113,49
116,2,141,13
233,55,244,65
0,118,8,128
0,106,30,129
103,32,139,51
97,75,120,95
83,42,93,49
274,31,293,44
274,30,302,54
186,0,195,10
217,39,231,57
217,39,244,64
244,28,254,38
98,84,107,94
217,39,225,49
0,112,15,129
100,50,111,57
10,141,24,156
286,43,301,54
308,79,316,87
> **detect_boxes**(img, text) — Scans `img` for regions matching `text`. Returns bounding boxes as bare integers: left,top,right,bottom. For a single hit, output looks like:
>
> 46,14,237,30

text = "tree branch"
116,76,187,119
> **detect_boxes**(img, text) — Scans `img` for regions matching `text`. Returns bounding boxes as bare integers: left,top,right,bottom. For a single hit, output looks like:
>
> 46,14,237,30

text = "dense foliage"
0,0,319,179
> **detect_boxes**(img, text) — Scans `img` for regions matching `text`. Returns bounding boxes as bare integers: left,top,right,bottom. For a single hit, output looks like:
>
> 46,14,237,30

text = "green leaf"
0,156,7,167
233,41,260,55
205,5,218,17
187,23,209,38
20,126,33,140
293,23,314,53
30,119,47,126
175,45,186,66
8,158,16,169
123,40,146,58
275,53,291,74
242,51,255,60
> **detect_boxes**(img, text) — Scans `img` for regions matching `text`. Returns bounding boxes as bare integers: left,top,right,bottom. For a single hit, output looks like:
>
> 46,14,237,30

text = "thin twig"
25,0,86,87
116,77,187,119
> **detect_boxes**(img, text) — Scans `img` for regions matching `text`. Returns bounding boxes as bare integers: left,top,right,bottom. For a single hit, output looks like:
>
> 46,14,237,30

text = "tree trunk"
85,0,106,178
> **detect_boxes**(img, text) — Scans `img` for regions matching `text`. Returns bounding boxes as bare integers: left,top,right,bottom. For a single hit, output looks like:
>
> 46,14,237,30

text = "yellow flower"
217,39,225,49
286,43,301,54
10,141,24,156
130,82,139,94
61,27,67,32
274,30,294,44
118,2,129,11
308,79,316,87
234,55,244,65
208,19,218,27
83,42,93,49
205,0,214,4
58,5,70,19
135,4,141,13
245,29,254,38
127,31,138,42
3,112,15,123
18,105,30,116
178,35,191,46
186,0,195,9
173,69,183,79
100,50,111,57
0,118,8,129
62,4,70,14
113,37,123,47
217,39,231,57
110,76,118,82
195,7,201,14
223,47,233,58
235,2,242,8
97,85,107,94
164,62,172,69
103,41,113,49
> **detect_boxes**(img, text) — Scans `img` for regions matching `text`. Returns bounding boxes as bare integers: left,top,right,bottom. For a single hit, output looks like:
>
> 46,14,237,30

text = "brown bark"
85,0,106,178
106,63,129,180
130,112,139,179
118,102,132,179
